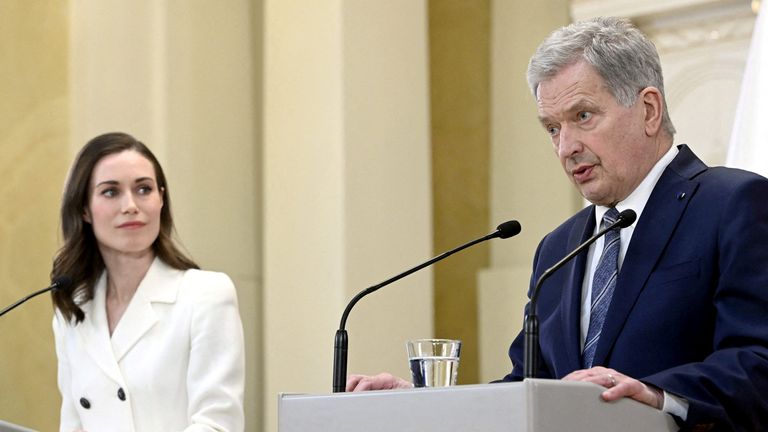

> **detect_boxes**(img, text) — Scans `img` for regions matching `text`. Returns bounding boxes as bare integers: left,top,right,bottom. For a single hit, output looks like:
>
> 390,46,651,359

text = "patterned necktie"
582,207,621,368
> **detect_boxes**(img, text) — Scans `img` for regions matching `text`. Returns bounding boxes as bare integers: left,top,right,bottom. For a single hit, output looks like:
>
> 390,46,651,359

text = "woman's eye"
101,188,117,198
138,185,153,195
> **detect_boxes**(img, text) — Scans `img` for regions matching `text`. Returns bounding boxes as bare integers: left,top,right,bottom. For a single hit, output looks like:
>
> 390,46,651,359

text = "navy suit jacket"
504,145,768,431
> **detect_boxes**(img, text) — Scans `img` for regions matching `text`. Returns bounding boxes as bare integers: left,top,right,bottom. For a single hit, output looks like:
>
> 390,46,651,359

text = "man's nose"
557,124,583,159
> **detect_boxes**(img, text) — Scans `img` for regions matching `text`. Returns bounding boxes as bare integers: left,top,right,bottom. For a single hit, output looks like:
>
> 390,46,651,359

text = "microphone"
0,276,73,318
523,209,636,378
333,220,522,392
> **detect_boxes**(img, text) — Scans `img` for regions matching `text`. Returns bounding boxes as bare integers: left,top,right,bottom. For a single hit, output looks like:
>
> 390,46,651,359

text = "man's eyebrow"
538,98,600,124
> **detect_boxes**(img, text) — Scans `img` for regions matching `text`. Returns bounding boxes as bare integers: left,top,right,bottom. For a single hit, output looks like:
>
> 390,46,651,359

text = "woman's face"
83,150,163,259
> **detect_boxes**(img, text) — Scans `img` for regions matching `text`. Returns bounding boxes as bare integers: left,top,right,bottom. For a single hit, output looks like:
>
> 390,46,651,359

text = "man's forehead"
536,84,599,118
538,61,602,91
536,64,611,110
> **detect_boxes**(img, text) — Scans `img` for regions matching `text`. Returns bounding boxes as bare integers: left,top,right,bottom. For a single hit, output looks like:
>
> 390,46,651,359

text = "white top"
53,257,245,432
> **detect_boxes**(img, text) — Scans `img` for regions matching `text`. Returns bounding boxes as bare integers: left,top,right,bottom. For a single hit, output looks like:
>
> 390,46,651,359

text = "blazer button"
117,387,126,401
79,397,91,409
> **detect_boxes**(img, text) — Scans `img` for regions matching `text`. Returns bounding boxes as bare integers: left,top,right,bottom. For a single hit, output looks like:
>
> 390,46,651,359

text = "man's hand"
563,366,664,409
346,373,413,392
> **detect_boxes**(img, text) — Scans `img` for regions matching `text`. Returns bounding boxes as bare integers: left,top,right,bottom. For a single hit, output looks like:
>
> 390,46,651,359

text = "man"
347,17,768,431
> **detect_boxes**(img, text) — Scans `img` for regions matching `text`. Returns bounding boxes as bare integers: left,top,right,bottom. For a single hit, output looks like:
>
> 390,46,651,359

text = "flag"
726,4,768,177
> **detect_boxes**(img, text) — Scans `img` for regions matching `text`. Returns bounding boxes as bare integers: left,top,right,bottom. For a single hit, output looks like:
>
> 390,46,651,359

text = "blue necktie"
582,207,621,368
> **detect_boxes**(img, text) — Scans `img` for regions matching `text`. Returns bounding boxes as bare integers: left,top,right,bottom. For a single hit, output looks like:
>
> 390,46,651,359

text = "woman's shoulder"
177,268,237,299
182,267,233,284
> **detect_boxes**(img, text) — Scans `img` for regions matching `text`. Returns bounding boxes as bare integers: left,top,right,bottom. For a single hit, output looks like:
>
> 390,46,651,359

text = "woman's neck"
102,249,156,336
102,249,155,303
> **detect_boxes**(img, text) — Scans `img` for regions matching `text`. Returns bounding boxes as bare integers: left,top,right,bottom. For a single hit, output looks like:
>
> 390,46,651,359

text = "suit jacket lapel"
76,272,125,384
111,258,181,362
592,145,705,366
559,207,596,373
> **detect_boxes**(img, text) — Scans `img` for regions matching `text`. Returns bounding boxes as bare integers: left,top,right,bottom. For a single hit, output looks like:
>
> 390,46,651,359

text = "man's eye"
578,111,592,121
547,126,560,136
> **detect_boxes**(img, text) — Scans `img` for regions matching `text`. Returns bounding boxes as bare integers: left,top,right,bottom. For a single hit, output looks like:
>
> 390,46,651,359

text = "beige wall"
429,0,491,385
0,2,69,430
0,0,261,430
263,2,432,430
428,0,578,386
69,1,263,429
1,1,581,431
479,0,577,382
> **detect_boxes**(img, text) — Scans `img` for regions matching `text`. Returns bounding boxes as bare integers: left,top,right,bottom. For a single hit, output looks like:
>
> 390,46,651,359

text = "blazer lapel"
111,258,182,362
75,272,125,384
592,145,705,365
559,207,596,373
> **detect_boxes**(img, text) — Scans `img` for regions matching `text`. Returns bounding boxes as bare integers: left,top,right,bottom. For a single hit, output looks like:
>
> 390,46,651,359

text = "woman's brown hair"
51,132,198,323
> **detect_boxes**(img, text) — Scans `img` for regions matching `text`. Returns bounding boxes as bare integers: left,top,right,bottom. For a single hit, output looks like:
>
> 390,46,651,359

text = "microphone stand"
0,277,72,318
333,220,521,392
523,210,635,378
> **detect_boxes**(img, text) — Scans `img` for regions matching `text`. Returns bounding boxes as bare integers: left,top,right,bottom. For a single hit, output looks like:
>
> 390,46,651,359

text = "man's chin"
579,190,610,207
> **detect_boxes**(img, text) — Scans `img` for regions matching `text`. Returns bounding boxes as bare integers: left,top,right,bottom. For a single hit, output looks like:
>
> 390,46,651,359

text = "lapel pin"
677,192,686,200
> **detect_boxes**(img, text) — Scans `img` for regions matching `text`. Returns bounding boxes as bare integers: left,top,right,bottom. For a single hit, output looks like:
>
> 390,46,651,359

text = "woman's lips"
118,221,146,229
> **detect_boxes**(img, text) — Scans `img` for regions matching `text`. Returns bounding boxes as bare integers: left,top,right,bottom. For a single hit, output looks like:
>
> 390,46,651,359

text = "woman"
51,132,245,432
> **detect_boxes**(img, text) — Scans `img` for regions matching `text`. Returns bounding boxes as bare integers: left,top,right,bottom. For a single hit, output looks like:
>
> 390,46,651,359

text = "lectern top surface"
0,420,36,432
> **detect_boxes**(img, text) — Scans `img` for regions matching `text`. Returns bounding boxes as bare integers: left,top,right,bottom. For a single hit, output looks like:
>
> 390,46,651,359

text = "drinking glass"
406,339,461,387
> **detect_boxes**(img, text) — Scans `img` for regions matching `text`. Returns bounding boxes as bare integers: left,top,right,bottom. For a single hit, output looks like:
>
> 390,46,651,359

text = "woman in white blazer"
50,132,245,432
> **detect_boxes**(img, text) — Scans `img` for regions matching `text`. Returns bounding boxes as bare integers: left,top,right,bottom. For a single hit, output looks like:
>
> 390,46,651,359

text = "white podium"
278,379,679,432
0,420,36,432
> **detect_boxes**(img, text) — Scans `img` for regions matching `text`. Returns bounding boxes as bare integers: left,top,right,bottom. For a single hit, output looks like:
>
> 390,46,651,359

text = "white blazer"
53,258,245,432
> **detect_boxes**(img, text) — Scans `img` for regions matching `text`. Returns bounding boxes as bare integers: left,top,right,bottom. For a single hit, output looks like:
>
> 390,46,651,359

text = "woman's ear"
83,208,92,224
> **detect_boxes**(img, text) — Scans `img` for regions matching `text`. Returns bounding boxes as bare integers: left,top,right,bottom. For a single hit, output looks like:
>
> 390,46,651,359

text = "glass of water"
406,339,461,387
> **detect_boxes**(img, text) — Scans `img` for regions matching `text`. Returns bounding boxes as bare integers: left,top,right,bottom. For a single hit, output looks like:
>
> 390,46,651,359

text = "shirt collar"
594,144,679,226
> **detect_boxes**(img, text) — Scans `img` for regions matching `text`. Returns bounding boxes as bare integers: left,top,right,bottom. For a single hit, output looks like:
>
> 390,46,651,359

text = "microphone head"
496,220,522,239
616,209,637,228
52,276,73,290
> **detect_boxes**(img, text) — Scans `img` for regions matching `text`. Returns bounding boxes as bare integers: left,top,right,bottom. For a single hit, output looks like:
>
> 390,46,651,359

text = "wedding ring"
607,374,617,387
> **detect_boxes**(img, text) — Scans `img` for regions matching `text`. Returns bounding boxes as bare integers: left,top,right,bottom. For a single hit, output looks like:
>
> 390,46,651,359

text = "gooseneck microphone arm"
523,209,636,379
0,276,73,318
333,220,522,392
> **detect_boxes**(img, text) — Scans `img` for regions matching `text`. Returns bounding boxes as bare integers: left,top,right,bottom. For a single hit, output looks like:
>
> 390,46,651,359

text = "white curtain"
726,5,768,177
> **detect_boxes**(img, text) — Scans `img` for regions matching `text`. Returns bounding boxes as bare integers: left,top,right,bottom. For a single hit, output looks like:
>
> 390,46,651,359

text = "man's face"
536,61,660,207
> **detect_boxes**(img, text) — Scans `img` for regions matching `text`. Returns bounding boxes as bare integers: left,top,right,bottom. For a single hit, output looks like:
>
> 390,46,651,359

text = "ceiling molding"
571,0,743,21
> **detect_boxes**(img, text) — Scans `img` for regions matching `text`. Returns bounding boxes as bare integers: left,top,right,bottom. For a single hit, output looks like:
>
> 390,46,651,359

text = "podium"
0,420,36,432
278,379,679,432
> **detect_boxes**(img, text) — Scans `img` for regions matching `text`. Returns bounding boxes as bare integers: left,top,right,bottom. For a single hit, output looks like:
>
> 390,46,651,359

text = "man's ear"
640,86,664,137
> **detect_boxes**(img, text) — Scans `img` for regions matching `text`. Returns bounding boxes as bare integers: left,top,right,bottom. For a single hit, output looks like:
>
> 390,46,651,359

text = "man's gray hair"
527,16,676,136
